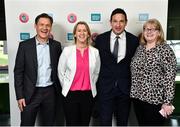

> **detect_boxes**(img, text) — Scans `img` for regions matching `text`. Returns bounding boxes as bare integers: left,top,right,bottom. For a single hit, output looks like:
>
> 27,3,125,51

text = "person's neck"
76,42,88,56
145,41,156,50
76,42,88,50
36,36,48,44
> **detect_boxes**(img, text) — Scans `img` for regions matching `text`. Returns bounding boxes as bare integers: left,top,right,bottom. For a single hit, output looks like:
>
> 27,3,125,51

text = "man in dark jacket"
14,13,62,126
95,8,139,126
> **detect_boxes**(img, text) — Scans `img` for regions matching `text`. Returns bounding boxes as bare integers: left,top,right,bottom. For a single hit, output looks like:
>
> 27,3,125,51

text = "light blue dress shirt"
35,38,53,87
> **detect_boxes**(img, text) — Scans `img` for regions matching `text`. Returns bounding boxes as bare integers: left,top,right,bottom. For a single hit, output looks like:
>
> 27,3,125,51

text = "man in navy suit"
14,13,62,126
95,8,139,126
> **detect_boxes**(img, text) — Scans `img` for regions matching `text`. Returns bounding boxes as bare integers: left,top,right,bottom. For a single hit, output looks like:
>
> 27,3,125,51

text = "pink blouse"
70,48,91,91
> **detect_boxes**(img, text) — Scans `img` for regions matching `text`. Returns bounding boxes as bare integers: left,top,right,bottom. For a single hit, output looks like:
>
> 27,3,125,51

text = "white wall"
5,0,168,125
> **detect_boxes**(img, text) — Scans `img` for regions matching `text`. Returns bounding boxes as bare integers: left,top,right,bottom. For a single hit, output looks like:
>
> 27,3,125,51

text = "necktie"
113,36,119,62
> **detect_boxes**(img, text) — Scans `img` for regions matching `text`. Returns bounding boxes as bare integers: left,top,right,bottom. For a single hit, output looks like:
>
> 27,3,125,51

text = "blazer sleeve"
58,47,68,87
14,42,25,100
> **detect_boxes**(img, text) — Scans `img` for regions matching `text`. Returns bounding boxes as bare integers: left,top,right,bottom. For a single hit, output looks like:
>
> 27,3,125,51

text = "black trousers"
20,85,56,126
132,98,165,126
98,87,131,126
63,90,94,126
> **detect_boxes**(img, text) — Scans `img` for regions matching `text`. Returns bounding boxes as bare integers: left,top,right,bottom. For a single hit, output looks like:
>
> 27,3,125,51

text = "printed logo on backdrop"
89,13,102,24
20,33,30,40
19,13,29,23
67,33,74,41
139,13,149,21
67,13,77,23
91,13,101,21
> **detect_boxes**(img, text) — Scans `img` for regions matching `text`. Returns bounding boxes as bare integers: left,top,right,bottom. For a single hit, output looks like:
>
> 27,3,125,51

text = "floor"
167,115,180,126
0,114,10,126
1,113,180,126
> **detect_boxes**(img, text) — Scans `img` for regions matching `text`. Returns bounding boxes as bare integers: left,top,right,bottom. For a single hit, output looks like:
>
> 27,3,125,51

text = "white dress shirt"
110,31,126,63
35,38,53,87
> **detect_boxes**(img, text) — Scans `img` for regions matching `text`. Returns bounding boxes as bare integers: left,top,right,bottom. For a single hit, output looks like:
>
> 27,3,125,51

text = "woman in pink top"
58,21,101,126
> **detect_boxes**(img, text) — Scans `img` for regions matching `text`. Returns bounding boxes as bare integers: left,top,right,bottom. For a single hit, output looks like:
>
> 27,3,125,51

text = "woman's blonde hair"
140,18,165,45
73,21,91,45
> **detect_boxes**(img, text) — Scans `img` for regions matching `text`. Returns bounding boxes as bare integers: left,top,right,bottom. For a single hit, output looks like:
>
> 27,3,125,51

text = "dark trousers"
132,98,165,126
20,85,56,126
98,87,131,126
63,90,94,126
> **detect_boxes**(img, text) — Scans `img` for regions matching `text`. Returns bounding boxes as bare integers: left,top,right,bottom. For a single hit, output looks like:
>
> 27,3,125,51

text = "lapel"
49,39,54,69
70,45,77,78
104,31,111,53
101,31,116,64
124,31,131,59
89,46,93,75
30,37,38,71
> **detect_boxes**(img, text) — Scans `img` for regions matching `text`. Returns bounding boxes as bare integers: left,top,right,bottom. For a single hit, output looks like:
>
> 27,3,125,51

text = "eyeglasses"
143,28,159,33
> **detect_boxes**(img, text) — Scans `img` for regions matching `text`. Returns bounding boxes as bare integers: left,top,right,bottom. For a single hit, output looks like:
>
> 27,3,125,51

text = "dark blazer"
14,37,62,104
95,30,139,96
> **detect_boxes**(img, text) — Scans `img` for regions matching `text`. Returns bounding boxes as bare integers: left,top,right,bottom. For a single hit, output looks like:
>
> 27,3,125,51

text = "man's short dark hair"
110,8,127,21
35,13,53,25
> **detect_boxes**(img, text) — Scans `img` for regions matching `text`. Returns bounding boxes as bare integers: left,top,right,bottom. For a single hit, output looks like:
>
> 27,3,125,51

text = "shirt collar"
111,31,126,40
35,36,49,45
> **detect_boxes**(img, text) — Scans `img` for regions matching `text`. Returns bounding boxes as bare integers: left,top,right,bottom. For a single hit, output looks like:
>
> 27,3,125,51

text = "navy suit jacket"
14,37,62,104
95,30,139,97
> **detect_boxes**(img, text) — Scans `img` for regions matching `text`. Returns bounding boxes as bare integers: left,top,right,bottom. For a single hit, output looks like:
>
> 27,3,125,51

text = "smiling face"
140,19,165,45
34,17,52,42
143,23,160,44
110,13,127,35
74,23,91,45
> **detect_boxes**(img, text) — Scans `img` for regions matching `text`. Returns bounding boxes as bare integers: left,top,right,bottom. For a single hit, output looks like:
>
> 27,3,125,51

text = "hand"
17,98,26,112
161,103,175,118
